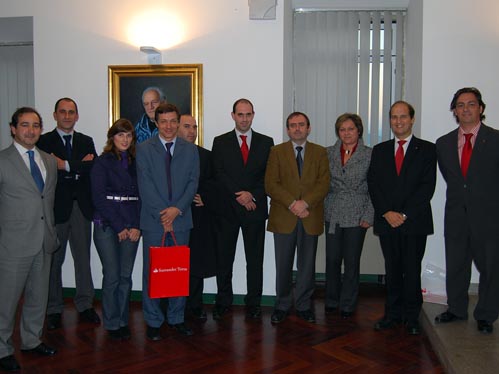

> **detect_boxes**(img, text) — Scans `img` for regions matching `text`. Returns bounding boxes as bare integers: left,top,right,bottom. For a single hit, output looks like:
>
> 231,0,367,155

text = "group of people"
1,87,499,372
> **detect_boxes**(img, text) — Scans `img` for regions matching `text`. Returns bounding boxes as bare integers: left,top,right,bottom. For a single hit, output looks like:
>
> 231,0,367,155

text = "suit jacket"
265,141,330,235
211,130,274,223
90,152,140,234
37,128,97,223
436,124,499,239
136,135,199,233
368,136,437,236
324,138,374,233
0,144,58,257
190,146,216,277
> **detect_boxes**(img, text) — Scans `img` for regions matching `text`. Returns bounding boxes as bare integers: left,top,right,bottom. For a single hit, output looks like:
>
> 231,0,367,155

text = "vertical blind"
292,10,405,146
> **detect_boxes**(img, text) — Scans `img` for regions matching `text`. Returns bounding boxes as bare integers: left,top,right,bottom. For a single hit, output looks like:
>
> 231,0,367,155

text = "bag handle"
161,231,178,247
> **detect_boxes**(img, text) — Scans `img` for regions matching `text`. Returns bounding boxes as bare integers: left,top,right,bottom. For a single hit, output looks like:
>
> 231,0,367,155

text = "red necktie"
240,135,249,165
395,140,406,175
461,133,473,178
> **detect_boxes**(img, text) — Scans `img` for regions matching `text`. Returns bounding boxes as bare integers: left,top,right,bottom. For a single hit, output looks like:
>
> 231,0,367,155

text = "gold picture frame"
108,64,203,145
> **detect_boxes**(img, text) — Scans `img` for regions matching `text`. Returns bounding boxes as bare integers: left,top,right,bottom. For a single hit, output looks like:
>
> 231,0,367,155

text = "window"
292,10,405,146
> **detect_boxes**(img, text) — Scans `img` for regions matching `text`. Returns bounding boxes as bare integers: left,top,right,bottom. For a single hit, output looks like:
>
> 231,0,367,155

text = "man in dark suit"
265,111,330,324
177,114,216,320
0,107,58,372
37,97,100,330
435,87,499,334
211,98,274,320
137,104,199,339
368,101,437,335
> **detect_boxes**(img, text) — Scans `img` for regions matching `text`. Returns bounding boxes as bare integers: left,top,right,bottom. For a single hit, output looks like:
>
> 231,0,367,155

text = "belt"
106,195,139,202
93,218,105,226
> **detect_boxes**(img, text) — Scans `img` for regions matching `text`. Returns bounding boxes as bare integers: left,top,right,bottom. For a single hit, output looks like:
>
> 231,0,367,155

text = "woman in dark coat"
91,119,140,339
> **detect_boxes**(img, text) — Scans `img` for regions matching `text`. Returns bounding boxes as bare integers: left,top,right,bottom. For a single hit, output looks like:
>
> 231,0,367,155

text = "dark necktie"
120,151,128,169
27,150,44,193
240,135,249,165
461,133,473,178
63,134,72,160
165,142,173,200
296,146,303,177
395,140,406,176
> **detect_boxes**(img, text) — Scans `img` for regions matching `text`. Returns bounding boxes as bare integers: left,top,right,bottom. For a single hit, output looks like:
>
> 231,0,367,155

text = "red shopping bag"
148,231,190,298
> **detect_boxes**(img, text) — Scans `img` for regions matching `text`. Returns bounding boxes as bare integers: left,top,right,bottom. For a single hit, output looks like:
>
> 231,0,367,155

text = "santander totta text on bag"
148,231,190,298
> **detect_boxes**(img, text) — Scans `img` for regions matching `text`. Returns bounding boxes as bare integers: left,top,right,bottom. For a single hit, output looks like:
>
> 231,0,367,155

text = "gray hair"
141,86,166,102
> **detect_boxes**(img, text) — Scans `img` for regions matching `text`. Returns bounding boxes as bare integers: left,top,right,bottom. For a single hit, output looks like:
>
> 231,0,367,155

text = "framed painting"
108,64,203,145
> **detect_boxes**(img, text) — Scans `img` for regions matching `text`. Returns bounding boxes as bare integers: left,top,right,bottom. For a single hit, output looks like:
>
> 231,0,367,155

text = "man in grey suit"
0,107,58,372
137,103,199,340
435,87,499,334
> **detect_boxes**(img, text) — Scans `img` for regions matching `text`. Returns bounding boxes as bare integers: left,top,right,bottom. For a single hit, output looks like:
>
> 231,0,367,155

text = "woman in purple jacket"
91,119,140,340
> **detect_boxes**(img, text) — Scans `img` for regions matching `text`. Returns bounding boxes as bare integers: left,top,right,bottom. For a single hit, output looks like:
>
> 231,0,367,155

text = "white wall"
405,0,423,130
1,0,284,295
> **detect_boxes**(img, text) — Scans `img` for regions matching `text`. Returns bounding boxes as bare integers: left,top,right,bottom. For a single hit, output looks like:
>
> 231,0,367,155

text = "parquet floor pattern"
12,284,443,373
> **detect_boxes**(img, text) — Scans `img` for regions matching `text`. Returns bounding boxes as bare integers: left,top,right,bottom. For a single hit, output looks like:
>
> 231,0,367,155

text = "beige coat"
265,141,330,235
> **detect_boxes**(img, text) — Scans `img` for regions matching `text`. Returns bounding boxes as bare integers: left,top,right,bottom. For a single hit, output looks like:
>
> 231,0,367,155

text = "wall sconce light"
140,46,162,64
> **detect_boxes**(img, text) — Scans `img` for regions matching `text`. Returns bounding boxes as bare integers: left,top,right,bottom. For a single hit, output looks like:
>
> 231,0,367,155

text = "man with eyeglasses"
136,103,199,339
135,87,166,144
435,87,499,334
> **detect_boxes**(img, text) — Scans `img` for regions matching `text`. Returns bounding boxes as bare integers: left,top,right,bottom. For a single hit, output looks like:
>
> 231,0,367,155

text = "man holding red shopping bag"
137,103,199,339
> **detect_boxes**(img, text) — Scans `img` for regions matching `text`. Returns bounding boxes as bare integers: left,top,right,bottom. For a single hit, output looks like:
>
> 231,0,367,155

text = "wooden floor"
11,284,443,373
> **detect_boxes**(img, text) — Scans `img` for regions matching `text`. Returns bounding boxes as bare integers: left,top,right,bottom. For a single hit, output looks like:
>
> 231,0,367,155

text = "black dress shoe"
246,306,262,319
168,323,194,336
434,310,466,324
0,355,20,371
270,310,287,324
120,325,131,340
212,305,229,321
47,313,61,330
190,307,207,321
80,308,101,324
107,329,122,340
374,318,401,331
477,320,494,334
325,307,337,315
406,321,421,335
21,343,57,356
146,326,162,341
341,311,353,319
296,309,316,323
